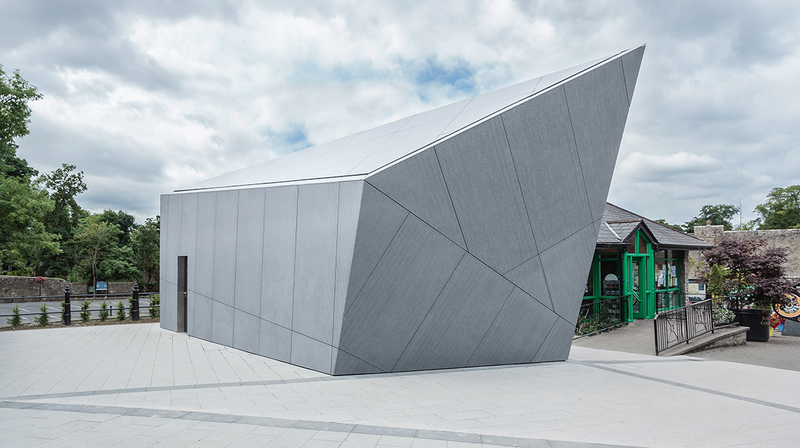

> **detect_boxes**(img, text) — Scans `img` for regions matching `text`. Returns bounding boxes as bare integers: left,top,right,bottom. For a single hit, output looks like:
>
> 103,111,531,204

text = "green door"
625,254,651,319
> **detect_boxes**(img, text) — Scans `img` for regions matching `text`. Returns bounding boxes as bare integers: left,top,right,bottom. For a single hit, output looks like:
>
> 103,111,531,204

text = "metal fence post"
684,306,689,344
132,283,140,322
64,286,71,326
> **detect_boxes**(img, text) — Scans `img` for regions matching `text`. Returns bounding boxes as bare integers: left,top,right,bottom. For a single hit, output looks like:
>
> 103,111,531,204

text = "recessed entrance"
177,256,187,332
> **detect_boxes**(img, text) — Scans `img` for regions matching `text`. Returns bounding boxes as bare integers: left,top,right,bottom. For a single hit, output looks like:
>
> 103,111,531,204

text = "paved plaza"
1,323,798,447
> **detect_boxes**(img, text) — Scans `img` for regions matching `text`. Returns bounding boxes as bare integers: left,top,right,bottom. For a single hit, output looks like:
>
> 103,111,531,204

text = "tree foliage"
0,176,60,272
701,235,793,308
685,204,740,231
73,216,121,290
132,216,160,290
0,65,41,180
754,185,800,230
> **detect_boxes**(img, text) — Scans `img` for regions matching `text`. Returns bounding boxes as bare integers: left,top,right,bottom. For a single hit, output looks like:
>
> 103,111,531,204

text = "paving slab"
1,323,799,447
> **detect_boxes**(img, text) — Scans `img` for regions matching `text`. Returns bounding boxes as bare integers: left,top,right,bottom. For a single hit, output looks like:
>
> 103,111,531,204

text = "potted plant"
702,235,794,342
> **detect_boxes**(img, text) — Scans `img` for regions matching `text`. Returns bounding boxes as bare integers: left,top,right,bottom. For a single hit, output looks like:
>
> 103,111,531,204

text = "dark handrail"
654,299,715,355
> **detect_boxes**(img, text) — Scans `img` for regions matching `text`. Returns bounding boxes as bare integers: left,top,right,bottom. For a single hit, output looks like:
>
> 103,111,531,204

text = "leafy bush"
116,301,126,321
80,301,92,323
713,307,735,326
149,294,160,318
34,303,49,327
98,301,110,322
7,304,21,327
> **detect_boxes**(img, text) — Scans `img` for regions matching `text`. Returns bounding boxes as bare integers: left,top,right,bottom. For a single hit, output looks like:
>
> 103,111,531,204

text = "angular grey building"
160,46,645,375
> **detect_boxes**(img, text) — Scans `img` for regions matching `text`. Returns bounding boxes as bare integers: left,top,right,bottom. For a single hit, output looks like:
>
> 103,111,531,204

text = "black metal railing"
574,295,629,338
1,284,159,325
654,299,715,354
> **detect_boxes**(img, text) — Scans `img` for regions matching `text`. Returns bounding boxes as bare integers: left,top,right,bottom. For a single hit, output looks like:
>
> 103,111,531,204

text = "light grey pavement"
572,319,800,372
1,323,799,447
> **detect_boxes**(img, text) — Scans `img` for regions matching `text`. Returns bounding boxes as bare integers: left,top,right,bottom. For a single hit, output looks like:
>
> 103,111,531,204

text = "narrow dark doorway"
177,256,188,332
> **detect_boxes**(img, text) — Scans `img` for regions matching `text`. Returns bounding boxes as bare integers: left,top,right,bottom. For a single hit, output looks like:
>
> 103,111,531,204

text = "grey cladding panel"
258,319,292,363
368,148,465,248
435,116,538,273
343,183,408,314
159,196,167,281
293,183,339,345
468,288,558,367
160,280,177,332
332,350,383,375
621,47,645,105
291,331,333,374
393,254,515,372
399,98,471,130
504,255,553,310
338,215,464,372
192,293,213,341
349,117,451,174
179,193,198,266
564,60,629,221
194,192,216,299
540,223,600,321
234,188,266,317
164,194,182,283
261,186,298,328
233,309,260,355
502,87,593,253
333,181,363,346
213,190,239,307
211,300,234,347
532,317,575,362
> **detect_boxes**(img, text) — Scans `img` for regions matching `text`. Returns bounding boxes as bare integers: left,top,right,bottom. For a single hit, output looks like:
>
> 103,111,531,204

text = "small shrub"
79,301,93,323
35,303,50,327
116,301,126,321
713,307,735,326
7,304,22,327
149,294,160,318
98,301,110,322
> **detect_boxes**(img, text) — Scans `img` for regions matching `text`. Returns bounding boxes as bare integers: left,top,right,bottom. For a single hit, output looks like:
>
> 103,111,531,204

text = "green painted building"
583,204,713,322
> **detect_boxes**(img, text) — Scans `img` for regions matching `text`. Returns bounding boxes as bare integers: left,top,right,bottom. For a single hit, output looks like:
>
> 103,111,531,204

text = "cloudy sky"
3,0,799,227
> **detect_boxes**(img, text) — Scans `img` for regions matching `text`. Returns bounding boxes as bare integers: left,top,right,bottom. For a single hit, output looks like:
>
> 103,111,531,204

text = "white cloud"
4,0,800,226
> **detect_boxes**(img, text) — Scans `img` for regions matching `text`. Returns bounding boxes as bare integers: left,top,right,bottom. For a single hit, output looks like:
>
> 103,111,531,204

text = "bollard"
64,286,72,326
131,283,140,321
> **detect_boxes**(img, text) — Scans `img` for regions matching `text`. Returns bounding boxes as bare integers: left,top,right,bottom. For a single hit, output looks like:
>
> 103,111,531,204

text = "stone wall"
690,226,800,285
0,276,138,299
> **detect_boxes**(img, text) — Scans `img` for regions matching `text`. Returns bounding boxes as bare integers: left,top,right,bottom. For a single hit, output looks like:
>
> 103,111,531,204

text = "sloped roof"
177,51,638,192
597,203,713,250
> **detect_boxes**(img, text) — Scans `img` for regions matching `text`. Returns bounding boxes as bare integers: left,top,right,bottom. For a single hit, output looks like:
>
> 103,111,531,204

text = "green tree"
38,164,88,277
685,204,740,231
1,65,41,180
132,216,160,290
99,209,137,246
73,215,121,292
0,176,60,272
754,185,800,229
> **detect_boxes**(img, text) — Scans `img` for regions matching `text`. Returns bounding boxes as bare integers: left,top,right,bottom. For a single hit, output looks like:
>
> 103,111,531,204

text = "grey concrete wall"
691,226,800,284
0,277,133,298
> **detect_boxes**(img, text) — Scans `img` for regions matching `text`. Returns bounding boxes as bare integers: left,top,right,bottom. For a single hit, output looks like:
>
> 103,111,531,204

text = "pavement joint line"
570,358,707,365
574,360,800,414
0,400,636,448
0,358,564,402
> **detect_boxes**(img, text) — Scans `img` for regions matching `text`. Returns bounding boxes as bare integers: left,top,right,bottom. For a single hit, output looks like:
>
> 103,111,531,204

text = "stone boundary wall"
690,226,800,284
0,276,138,298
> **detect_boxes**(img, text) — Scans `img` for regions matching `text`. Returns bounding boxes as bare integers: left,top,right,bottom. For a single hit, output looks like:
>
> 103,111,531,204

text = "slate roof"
598,203,713,250
177,52,632,192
